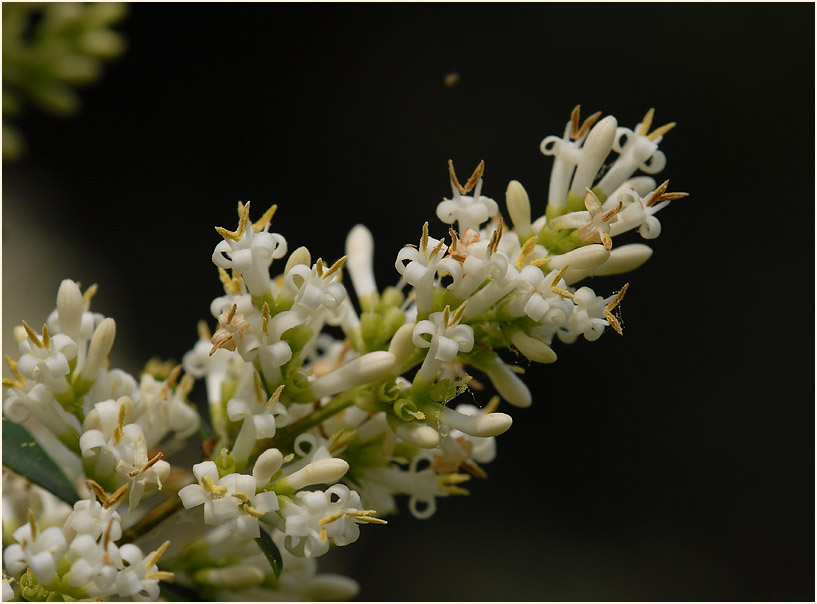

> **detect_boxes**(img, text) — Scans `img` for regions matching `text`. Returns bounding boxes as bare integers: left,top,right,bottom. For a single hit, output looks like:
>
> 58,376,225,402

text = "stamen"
197,320,211,342
113,404,126,444
647,121,676,141
82,283,98,310
427,237,445,261
462,160,485,194
177,374,195,399
220,448,229,465
3,355,25,388
315,258,325,278
265,384,285,408
245,505,264,518
530,257,550,268
515,236,538,269
86,479,109,504
232,491,249,503
352,513,387,524
103,517,114,565
319,510,345,525
490,218,504,255
253,204,278,233
421,222,429,254
601,201,623,222
145,540,171,570
215,202,251,241
22,321,42,348
323,255,348,280
319,527,328,543
40,324,50,349
209,334,233,356
601,233,613,251
160,365,183,400
226,304,237,324
129,452,164,477
570,104,581,139
28,509,37,541
145,571,175,581
441,305,451,328
201,476,227,497
603,283,629,336
283,453,295,463
218,267,243,295
449,301,467,327
550,265,574,299
576,110,602,140
252,371,264,405
448,159,466,194
105,483,129,509
639,107,655,137
437,473,471,495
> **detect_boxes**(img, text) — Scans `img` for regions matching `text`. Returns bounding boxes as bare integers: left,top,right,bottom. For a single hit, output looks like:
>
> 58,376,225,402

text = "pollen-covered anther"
437,473,471,495
448,301,468,327
159,364,183,400
252,204,278,233
215,202,251,242
201,476,227,497
420,221,430,255
603,283,629,336
22,321,43,348
113,404,126,444
427,237,445,261
318,511,345,526
129,452,164,477
483,394,501,414
646,179,688,207
232,491,249,503
448,159,485,194
252,371,265,404
319,526,328,543
105,483,129,509
315,258,325,278
322,255,348,280
218,267,243,295
244,505,264,519
145,571,175,581
570,104,603,140
3,355,26,388
145,541,171,570
639,108,676,141
515,236,538,269
261,302,271,336
82,283,98,310
328,429,357,454
351,511,387,524
265,384,285,408
550,265,574,299
28,509,37,541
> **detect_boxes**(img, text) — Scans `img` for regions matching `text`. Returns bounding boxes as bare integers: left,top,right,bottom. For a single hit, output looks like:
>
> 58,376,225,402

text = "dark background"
3,3,814,601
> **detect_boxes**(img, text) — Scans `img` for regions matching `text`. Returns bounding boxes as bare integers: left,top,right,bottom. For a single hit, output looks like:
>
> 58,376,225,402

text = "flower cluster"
2,105,685,600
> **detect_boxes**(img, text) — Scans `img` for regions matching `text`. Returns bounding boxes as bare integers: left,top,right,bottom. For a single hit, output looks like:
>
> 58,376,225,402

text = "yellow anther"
252,371,264,405
22,321,43,348
319,527,328,543
103,517,114,556
201,476,227,497
639,107,655,137
603,283,629,336
437,473,471,495
105,484,129,509
646,179,688,207
215,202,251,242
530,257,550,268
550,265,574,299
4,355,25,388
427,237,445,261
328,428,356,454
319,511,345,526
261,302,271,336
283,453,295,463
145,571,175,581
220,447,229,464
489,218,504,255
218,267,243,296
323,255,348,280
569,104,602,140
448,159,484,194
421,222,429,254
178,374,195,399
129,452,164,477
252,204,278,233
647,121,676,141
82,283,98,310
41,324,50,349
28,509,37,541
145,540,171,570
160,365,183,400
265,384,285,408
315,258,325,278
441,305,451,328
352,512,387,524
483,395,500,415
601,232,613,251
515,236,538,269
86,480,109,504
245,505,264,518
448,227,459,249
197,319,212,342
225,304,237,324
232,491,249,503
449,301,467,327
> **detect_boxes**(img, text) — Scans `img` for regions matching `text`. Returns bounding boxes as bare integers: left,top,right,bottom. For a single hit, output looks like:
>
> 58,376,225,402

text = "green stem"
273,392,357,452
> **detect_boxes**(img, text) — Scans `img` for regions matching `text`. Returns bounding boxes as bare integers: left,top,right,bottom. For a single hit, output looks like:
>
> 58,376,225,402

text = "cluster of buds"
2,105,685,601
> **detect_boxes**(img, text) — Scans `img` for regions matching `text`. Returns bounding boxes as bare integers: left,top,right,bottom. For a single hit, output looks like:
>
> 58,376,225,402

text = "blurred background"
3,3,814,601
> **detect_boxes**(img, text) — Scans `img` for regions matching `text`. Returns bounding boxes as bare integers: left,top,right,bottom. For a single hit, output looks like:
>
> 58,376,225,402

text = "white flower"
64,498,122,543
558,284,628,344
412,305,474,389
116,433,170,512
596,108,674,197
345,224,378,300
395,222,459,315
4,520,67,586
549,189,622,250
540,105,602,209
16,321,76,398
435,160,498,233
609,180,687,239
212,202,287,298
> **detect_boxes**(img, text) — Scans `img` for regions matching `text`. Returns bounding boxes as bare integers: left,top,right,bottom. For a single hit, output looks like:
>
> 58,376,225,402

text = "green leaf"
255,530,283,580
2,417,81,504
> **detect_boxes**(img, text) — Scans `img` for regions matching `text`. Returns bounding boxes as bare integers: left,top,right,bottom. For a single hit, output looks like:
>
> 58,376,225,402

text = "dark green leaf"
255,530,283,579
2,417,80,504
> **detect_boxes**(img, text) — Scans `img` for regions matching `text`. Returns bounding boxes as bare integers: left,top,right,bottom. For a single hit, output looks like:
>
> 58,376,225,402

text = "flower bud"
591,243,653,276
281,458,349,491
506,180,532,238
345,224,378,299
437,406,512,437
570,115,617,197
193,565,265,588
310,351,395,398
509,329,557,364
79,318,116,383
284,246,311,276
253,448,284,488
56,280,83,341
